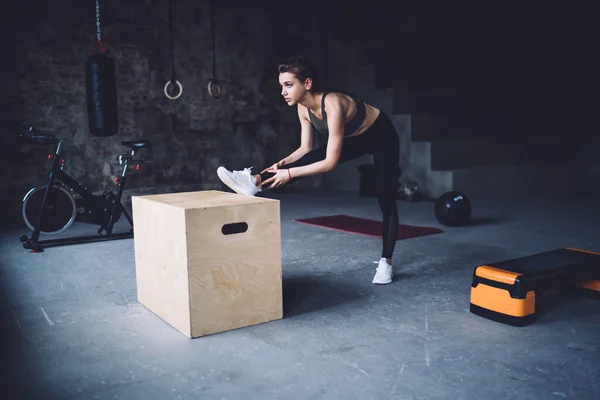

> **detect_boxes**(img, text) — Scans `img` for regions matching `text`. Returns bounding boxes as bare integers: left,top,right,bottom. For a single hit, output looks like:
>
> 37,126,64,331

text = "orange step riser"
470,284,535,318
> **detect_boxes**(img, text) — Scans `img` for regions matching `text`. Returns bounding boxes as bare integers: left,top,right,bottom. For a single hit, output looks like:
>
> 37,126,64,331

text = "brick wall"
0,0,320,221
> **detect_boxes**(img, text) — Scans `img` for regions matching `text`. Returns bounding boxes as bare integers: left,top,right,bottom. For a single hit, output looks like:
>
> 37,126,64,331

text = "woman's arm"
277,147,308,167
277,105,315,166
261,106,314,175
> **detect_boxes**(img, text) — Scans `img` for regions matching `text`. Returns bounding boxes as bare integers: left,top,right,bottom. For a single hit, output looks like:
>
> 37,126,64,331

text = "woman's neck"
299,91,324,114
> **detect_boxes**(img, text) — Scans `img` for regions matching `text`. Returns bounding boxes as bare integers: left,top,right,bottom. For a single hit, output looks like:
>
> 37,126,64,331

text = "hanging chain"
96,0,102,42
210,0,216,78
168,0,176,81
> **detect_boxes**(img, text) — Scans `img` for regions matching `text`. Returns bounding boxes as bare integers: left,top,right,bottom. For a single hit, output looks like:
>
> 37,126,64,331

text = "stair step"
430,139,578,171
450,163,581,198
409,112,518,142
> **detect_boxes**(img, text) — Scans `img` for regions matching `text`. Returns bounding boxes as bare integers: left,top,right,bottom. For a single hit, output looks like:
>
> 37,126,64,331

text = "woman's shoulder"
323,91,351,104
324,91,345,98
324,91,365,109
325,90,364,101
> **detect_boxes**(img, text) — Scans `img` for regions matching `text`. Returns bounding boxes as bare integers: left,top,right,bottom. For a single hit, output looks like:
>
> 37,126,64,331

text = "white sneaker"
372,258,393,284
217,166,260,197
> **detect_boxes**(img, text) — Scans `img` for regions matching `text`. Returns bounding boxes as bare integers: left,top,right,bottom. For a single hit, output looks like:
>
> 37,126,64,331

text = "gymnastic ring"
207,79,221,99
164,80,183,100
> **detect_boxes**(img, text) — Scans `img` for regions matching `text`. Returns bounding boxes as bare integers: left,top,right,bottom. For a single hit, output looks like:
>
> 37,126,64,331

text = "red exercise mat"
294,214,443,240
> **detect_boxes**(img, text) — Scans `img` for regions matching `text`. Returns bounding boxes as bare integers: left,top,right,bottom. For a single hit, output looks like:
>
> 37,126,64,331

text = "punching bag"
85,50,118,137
85,0,118,137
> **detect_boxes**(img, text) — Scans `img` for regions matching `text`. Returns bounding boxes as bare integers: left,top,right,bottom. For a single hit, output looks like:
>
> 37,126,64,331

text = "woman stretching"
217,57,400,285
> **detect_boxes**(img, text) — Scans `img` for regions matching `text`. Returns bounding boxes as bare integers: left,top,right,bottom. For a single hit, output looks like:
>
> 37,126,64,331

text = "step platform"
470,248,600,326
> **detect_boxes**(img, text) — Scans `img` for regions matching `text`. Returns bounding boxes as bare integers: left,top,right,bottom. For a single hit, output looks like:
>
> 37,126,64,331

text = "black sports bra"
307,92,367,137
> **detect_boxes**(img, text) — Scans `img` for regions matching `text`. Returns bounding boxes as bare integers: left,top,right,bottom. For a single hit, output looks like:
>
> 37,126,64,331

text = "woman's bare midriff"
347,103,380,138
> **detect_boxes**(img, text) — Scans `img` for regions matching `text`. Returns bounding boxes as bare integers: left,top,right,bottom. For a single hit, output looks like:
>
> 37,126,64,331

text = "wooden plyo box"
131,190,282,338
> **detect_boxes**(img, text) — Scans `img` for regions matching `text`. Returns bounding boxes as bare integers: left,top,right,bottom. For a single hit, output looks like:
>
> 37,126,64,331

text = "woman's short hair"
278,56,320,90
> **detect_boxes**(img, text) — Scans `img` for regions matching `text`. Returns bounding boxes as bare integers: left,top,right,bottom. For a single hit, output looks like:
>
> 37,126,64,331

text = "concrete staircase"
397,114,587,198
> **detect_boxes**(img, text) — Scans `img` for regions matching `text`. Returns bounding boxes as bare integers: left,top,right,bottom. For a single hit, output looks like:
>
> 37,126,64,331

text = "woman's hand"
260,162,281,175
262,169,292,189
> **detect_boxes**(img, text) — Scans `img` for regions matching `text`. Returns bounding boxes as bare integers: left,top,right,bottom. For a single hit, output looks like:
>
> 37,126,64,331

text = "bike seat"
119,139,149,149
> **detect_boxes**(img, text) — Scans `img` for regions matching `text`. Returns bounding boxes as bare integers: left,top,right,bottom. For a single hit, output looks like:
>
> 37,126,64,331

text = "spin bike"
19,127,149,252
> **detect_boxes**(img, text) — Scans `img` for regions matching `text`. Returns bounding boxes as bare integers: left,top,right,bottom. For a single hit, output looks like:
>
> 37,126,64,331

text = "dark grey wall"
0,0,322,221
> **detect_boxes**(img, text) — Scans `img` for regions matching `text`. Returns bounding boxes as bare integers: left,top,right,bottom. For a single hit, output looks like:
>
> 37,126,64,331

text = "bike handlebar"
18,126,58,146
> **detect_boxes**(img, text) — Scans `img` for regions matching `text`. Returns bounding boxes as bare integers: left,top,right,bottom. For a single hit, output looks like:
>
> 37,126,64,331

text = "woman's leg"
370,113,400,263
258,134,370,185
375,168,400,261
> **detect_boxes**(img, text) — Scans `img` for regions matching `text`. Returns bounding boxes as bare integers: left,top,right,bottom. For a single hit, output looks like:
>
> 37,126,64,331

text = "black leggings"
261,112,400,259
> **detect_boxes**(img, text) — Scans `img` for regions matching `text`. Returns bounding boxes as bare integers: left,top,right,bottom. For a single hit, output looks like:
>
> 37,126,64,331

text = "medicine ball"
434,191,471,227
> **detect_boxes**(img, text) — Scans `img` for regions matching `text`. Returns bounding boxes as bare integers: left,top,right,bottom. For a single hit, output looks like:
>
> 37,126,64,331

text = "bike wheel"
22,184,76,235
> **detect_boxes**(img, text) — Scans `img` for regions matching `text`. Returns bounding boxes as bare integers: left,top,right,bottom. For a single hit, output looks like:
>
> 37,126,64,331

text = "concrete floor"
1,189,599,400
